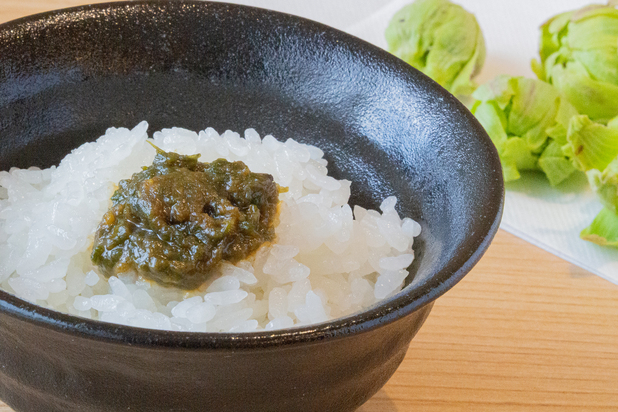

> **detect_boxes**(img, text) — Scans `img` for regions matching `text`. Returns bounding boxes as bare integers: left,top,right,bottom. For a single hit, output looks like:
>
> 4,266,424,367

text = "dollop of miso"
91,147,279,290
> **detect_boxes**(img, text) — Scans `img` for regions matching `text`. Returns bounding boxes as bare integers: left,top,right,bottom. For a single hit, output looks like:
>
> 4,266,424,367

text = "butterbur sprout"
533,1,618,123
470,75,578,186
385,0,485,97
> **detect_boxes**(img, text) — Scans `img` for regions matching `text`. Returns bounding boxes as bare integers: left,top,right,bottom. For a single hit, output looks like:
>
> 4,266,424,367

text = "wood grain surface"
2,2,618,411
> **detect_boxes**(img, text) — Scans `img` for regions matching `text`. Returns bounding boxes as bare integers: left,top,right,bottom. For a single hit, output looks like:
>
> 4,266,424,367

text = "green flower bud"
471,75,578,186
385,0,485,97
534,2,618,123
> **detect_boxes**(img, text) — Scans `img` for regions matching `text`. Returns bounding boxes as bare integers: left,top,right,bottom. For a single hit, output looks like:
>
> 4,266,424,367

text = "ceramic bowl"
0,2,503,411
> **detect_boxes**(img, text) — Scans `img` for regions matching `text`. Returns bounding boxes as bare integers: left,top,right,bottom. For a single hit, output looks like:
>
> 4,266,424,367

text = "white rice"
0,122,421,332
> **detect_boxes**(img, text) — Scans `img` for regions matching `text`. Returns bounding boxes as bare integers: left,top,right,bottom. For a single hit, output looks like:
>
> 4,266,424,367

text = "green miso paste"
91,147,279,290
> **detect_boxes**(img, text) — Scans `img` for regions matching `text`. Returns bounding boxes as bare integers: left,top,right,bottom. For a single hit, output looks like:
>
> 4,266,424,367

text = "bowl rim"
0,0,504,349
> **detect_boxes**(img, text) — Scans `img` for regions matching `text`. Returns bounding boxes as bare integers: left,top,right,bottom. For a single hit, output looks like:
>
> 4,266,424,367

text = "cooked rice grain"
0,122,421,331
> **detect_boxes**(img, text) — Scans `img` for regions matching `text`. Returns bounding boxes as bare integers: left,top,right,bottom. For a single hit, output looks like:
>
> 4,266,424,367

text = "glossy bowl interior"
0,2,504,411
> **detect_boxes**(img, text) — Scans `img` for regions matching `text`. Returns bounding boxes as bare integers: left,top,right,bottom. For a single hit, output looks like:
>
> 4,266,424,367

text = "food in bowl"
0,122,421,332
91,147,280,290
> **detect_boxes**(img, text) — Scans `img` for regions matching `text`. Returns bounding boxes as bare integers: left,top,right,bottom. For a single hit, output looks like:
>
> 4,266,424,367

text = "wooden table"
2,1,618,411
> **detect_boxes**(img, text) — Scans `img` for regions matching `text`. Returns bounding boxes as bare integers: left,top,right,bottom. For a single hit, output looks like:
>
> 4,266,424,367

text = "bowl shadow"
356,388,399,412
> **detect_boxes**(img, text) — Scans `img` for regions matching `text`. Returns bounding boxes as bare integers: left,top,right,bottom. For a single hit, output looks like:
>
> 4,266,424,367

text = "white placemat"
217,0,618,285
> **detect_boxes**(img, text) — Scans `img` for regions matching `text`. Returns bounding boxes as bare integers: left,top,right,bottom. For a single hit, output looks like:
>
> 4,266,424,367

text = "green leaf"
567,7,618,50
471,101,507,153
507,78,560,153
538,140,577,186
538,10,571,63
571,49,618,85
565,115,618,172
549,62,618,123
587,158,618,213
500,137,539,182
448,24,486,96
581,207,618,247
472,100,539,182
546,97,578,145
531,59,546,81
471,75,515,109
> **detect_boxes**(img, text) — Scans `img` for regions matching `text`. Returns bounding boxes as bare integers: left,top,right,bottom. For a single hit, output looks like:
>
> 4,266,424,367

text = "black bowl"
0,2,503,411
